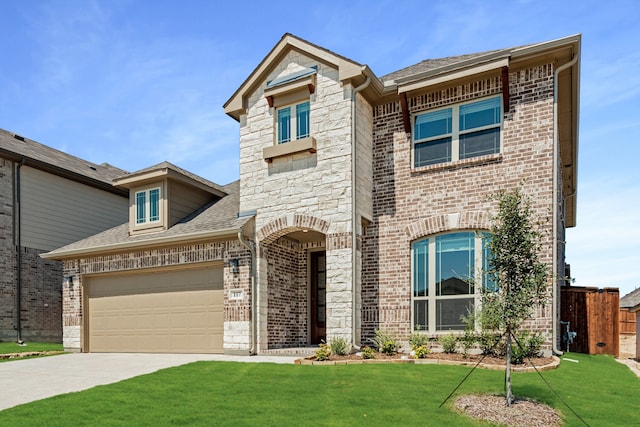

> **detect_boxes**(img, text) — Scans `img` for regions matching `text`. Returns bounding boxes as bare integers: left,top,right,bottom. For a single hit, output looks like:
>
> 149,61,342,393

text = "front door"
310,251,326,344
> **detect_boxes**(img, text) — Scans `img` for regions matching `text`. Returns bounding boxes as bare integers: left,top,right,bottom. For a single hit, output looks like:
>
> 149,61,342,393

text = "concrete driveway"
0,352,297,411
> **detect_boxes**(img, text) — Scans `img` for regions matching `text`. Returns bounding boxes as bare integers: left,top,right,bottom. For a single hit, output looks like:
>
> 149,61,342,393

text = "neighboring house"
0,128,129,342
630,304,640,361
43,33,580,355
620,289,640,312
621,288,640,335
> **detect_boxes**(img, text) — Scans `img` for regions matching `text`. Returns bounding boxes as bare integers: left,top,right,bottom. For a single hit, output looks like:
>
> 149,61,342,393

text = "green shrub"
409,330,430,351
361,346,376,359
372,330,399,355
460,315,477,358
477,330,502,356
510,331,544,364
413,344,430,359
438,334,458,354
328,336,350,356
315,342,332,361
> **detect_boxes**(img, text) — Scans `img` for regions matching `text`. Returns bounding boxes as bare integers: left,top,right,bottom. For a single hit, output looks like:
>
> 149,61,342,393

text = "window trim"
412,96,502,169
411,231,490,334
134,187,161,225
275,100,310,145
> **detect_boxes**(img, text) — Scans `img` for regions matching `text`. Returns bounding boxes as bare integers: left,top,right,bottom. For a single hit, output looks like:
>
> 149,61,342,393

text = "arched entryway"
257,214,329,350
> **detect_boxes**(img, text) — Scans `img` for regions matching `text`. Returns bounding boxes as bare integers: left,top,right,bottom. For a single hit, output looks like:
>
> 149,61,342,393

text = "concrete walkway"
0,352,297,411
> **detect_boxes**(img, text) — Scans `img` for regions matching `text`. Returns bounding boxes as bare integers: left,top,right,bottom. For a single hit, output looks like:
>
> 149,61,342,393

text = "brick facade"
0,158,63,342
362,64,559,352
265,237,309,348
61,240,252,351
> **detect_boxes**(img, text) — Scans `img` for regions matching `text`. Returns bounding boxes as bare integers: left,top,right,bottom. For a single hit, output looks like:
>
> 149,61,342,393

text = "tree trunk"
505,330,513,406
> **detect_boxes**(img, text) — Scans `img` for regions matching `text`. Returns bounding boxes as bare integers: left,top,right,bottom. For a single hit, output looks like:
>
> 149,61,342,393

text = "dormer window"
277,101,310,144
135,187,160,224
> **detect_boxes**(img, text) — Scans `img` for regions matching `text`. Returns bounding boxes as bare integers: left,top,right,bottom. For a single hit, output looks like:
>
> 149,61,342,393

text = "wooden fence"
560,286,619,356
620,309,636,335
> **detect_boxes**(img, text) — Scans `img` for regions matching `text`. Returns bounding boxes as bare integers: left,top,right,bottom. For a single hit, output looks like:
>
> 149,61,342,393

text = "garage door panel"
87,266,224,353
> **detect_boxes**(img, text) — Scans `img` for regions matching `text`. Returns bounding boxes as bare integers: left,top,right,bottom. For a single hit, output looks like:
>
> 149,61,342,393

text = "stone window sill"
263,137,317,163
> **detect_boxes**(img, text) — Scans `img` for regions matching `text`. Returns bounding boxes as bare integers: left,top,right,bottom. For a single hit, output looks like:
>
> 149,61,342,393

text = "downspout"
552,53,578,356
14,158,26,344
350,75,371,348
238,229,256,355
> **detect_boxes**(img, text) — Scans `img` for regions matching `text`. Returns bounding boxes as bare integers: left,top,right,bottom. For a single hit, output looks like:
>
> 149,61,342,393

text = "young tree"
481,188,549,406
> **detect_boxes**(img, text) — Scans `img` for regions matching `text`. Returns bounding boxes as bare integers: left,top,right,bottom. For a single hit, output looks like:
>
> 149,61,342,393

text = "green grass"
1,353,638,426
0,341,63,355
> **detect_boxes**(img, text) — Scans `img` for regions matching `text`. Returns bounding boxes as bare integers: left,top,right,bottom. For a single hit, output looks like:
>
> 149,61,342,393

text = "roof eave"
40,227,245,260
114,166,227,198
0,147,128,197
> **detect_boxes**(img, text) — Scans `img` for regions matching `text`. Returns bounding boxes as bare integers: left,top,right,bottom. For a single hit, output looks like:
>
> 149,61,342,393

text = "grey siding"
168,181,214,226
20,166,128,251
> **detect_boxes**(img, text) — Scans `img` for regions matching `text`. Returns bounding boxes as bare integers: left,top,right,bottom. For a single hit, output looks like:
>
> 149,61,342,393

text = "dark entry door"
310,251,326,344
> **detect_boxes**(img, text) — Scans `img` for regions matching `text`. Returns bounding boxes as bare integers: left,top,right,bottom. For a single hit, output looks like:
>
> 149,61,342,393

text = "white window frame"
275,100,310,144
412,96,502,168
411,231,489,334
134,187,161,225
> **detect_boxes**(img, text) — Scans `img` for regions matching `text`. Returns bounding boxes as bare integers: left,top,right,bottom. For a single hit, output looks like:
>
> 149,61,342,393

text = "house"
0,128,129,342
43,33,580,355
620,288,639,358
630,304,640,361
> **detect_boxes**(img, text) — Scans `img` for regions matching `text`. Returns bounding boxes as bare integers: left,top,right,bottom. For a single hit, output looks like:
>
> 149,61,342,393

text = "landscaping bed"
297,351,559,371
0,351,64,360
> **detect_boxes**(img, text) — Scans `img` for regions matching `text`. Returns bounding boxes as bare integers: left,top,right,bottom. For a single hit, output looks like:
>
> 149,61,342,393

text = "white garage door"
87,266,224,353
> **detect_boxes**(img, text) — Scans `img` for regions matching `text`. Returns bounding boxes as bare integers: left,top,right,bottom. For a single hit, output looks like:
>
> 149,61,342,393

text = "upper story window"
277,101,310,144
413,96,501,167
412,231,491,332
135,187,160,224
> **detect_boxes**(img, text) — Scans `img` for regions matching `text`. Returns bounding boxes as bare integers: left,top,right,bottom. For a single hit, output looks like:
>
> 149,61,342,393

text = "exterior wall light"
230,259,240,274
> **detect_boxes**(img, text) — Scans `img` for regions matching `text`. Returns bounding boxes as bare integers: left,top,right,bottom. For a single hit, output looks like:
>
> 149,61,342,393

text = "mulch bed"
299,351,558,371
455,394,562,427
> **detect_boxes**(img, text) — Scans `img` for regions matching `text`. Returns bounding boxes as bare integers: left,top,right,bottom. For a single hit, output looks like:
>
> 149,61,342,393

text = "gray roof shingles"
0,128,127,187
115,161,227,195
621,288,640,309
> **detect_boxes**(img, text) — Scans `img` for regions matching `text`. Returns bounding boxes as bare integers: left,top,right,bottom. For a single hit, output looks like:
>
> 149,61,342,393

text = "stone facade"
238,50,373,349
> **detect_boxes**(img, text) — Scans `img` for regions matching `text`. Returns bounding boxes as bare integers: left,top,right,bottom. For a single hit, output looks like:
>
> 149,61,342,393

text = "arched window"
412,231,491,332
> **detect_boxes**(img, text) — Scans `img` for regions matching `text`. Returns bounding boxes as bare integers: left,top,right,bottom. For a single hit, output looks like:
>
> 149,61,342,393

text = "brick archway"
257,214,330,245
404,210,492,241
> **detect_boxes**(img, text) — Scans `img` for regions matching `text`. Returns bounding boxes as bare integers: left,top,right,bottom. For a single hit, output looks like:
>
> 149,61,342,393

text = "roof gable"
224,33,365,121
113,161,227,197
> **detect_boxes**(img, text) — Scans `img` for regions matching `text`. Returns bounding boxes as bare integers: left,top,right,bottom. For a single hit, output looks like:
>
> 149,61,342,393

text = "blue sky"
1,0,638,295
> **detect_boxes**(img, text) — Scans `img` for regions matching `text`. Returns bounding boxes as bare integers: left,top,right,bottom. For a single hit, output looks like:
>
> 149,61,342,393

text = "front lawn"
0,341,63,355
1,352,637,426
